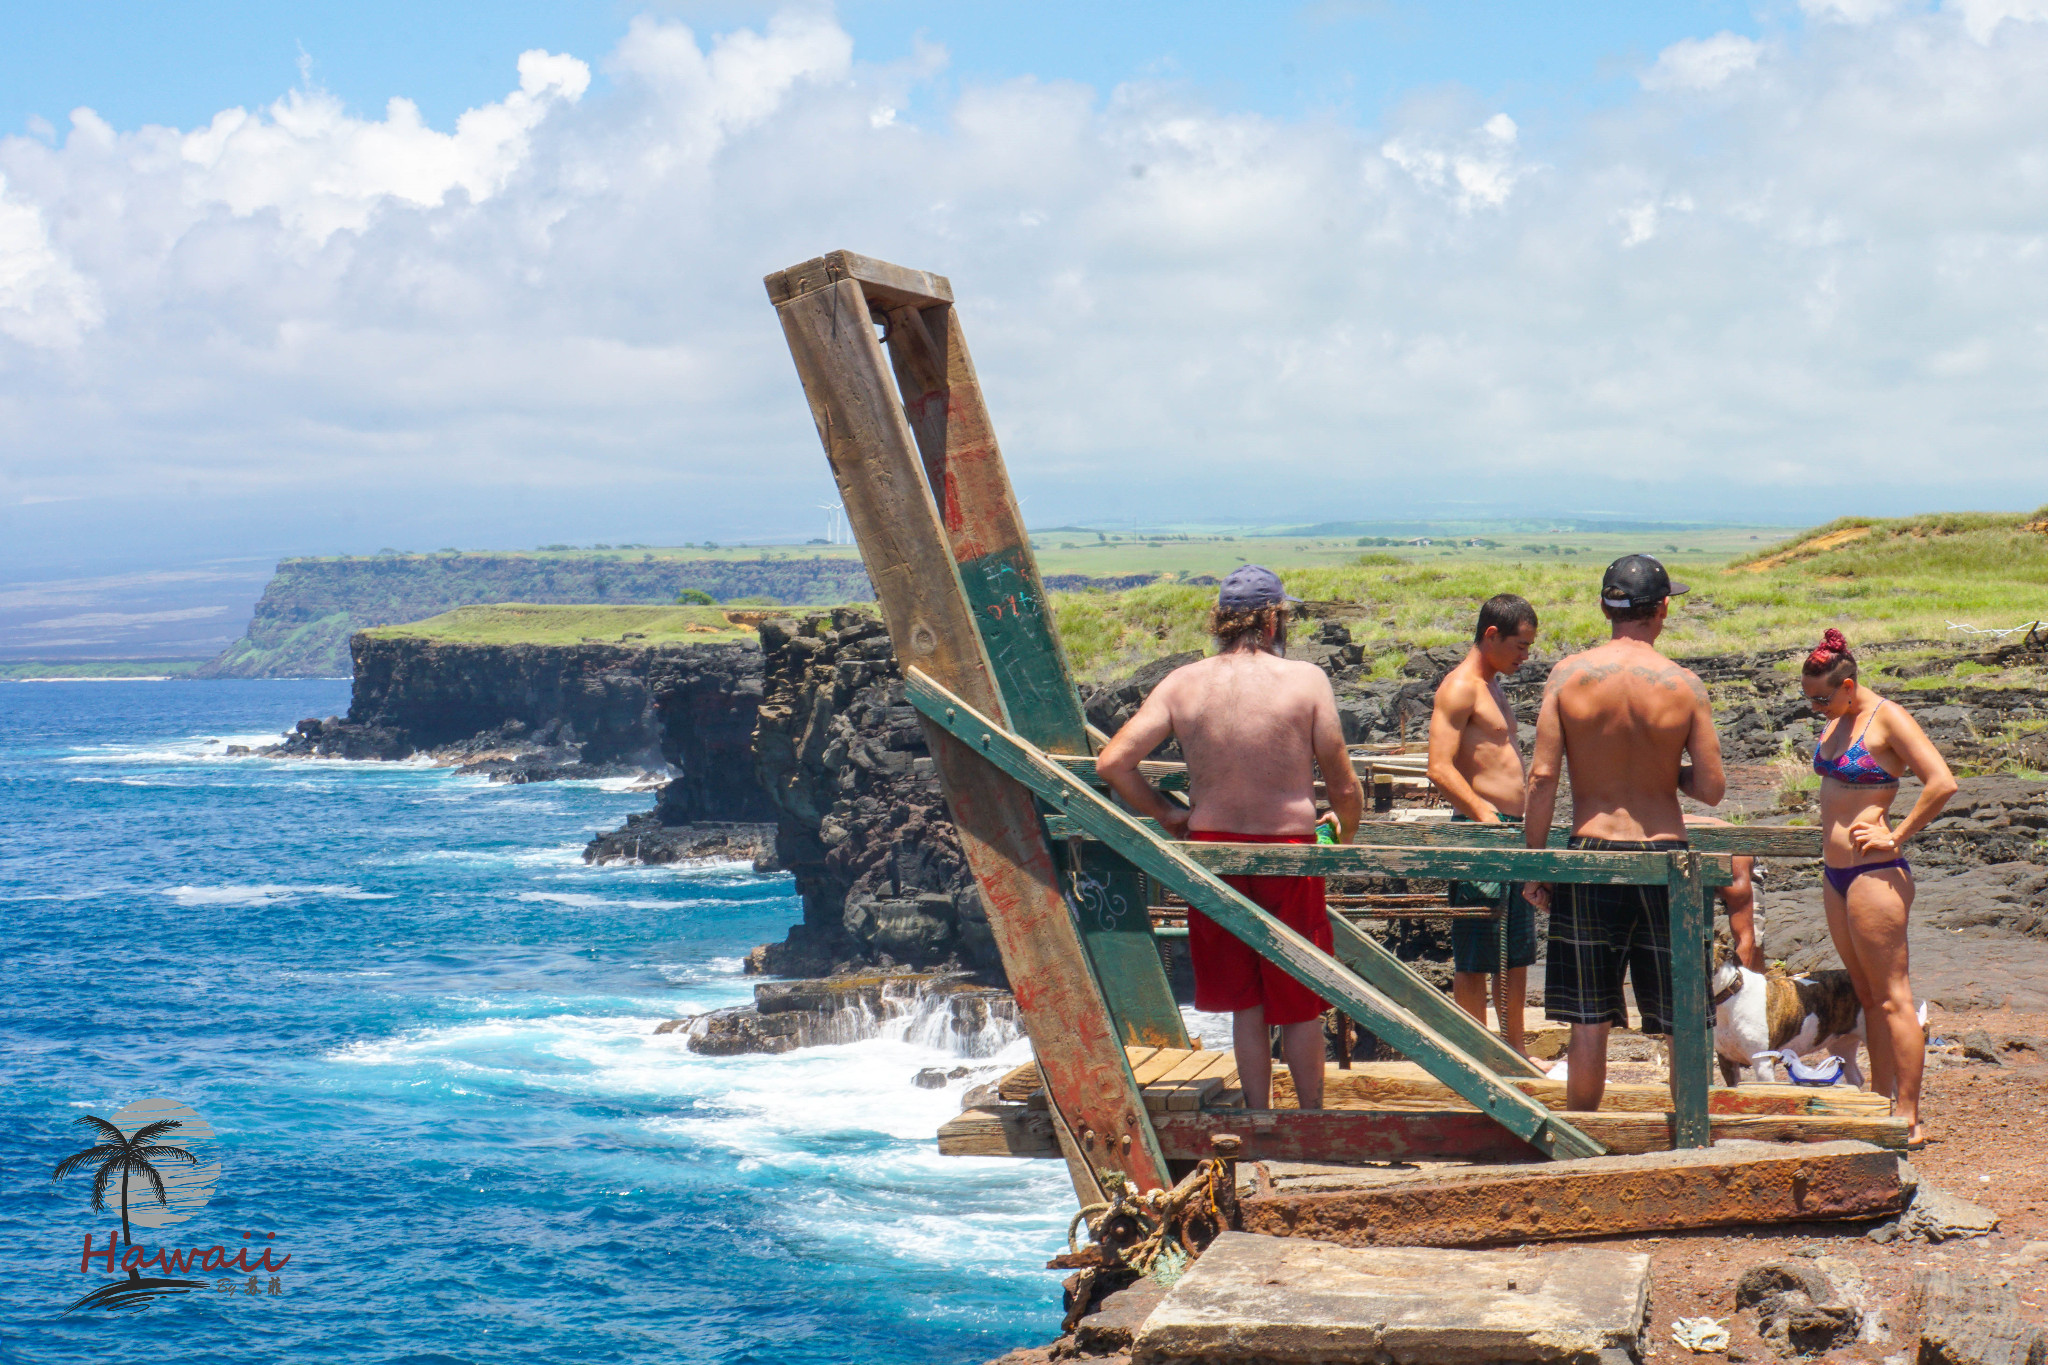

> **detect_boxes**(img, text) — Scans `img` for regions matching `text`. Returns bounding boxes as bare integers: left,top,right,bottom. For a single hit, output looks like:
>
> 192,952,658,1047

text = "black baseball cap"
1600,554,1689,610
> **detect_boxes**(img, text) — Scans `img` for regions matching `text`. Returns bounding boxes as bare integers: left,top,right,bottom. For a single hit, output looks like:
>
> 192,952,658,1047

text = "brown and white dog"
1710,939,1867,1087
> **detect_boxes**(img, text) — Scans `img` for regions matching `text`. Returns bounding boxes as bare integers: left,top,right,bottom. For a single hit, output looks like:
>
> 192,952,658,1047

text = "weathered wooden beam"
770,271,1167,1199
1188,840,1735,886
904,668,1607,1161
1239,1141,1906,1248
1323,910,1543,1078
1042,816,1741,887
996,1052,1887,1118
1277,1060,1892,1117
1048,759,1821,858
764,249,953,310
1147,1110,1907,1161
880,289,1185,1050
941,1106,1907,1160
1668,852,1714,1147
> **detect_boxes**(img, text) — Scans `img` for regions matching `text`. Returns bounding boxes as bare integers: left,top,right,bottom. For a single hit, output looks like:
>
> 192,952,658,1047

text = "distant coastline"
0,659,206,681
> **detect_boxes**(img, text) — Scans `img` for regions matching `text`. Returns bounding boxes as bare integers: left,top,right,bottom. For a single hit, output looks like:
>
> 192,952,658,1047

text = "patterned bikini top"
1813,701,1899,786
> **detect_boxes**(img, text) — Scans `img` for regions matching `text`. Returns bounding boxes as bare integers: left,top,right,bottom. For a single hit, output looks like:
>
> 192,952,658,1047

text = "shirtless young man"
1524,555,1726,1113
1097,565,1363,1111
1426,594,1540,1056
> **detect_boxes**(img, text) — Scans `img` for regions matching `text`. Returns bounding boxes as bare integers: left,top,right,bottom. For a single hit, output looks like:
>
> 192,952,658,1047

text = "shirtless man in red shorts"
1096,565,1363,1110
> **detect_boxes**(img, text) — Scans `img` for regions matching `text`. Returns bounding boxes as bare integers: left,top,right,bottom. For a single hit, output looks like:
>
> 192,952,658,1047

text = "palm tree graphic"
53,1113,198,1274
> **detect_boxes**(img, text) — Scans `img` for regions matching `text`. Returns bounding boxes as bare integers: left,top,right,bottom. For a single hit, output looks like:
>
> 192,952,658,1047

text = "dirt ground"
1634,1005,2048,1365
983,1004,2048,1365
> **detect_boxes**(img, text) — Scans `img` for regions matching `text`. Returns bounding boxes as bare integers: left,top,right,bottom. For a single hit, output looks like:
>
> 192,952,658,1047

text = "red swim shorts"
1185,831,1331,1026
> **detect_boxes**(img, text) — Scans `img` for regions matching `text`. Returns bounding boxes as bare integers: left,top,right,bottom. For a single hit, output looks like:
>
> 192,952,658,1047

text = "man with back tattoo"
1524,555,1726,1112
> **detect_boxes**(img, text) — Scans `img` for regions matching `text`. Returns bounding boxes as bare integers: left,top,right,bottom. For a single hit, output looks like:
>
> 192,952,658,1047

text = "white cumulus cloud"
1641,32,1765,90
1,5,2047,569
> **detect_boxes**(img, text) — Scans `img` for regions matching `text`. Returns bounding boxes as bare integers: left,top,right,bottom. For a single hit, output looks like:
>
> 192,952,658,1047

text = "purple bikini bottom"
1823,858,1911,895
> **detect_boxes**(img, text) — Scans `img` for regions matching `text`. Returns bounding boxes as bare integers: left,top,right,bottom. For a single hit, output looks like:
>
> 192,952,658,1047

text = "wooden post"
1667,851,1713,1148
767,268,1169,1198
878,289,1186,1049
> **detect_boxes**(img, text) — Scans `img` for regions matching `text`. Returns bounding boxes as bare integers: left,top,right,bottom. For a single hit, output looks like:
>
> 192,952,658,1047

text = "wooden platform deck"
941,1047,1906,1159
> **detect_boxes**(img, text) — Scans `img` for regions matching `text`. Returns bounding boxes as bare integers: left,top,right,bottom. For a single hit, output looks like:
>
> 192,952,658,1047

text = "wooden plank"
1131,1048,1192,1087
1241,1141,1906,1248
997,1055,1884,1117
905,668,1606,1162
1324,911,1544,1079
941,1105,1061,1158
1190,841,1736,886
764,249,953,310
1148,1050,1216,1087
883,299,1089,755
1280,1061,1891,1116
880,298,1187,1051
1048,760,1820,857
770,272,1167,1198
1146,1110,1907,1162
1668,852,1713,1148
946,1106,1907,1161
1043,817,1740,887
1145,1051,1226,1113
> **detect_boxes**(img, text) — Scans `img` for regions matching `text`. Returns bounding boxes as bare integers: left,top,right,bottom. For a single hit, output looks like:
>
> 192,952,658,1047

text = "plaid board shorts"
1448,881,1538,974
1446,811,1535,974
1543,836,1684,1035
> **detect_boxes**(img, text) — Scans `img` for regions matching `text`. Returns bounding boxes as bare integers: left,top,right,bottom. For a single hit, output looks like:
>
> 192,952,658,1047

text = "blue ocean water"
0,681,1074,1363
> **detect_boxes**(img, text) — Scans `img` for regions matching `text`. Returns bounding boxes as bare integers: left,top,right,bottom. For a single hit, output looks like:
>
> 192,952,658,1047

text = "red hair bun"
1805,628,1851,673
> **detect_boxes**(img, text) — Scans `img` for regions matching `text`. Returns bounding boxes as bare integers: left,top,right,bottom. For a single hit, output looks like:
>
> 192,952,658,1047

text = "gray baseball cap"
1218,564,1300,611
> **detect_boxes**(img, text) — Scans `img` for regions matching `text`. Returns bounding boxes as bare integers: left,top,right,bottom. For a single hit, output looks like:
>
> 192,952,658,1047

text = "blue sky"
12,2,1771,140
1,0,2044,593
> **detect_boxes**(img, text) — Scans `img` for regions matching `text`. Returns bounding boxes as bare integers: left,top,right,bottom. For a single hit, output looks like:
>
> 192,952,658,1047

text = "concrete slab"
1130,1232,1648,1364
1240,1140,1903,1249
1075,1277,1169,1354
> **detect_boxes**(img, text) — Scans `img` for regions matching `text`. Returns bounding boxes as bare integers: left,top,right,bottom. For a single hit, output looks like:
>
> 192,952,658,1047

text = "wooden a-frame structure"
764,251,1843,1204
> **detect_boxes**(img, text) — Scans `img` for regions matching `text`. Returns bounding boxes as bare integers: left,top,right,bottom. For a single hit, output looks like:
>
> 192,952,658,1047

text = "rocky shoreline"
257,605,2048,1008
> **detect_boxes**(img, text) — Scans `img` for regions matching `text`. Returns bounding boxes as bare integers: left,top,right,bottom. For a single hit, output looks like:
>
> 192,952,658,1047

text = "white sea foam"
162,883,395,907
516,891,684,911
325,997,1066,1279
59,731,289,764
1182,1006,1234,1050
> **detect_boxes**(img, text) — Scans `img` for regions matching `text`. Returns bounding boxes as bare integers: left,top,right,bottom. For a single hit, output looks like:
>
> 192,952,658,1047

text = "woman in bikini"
1802,629,1956,1144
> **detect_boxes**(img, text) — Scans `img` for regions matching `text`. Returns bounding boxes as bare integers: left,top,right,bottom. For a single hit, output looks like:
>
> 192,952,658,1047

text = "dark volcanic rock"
583,815,775,867
265,636,777,844
668,972,1019,1056
749,609,993,978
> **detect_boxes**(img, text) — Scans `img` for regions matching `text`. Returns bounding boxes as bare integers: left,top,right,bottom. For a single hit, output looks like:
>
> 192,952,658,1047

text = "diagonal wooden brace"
1322,913,1541,1079
905,667,1608,1161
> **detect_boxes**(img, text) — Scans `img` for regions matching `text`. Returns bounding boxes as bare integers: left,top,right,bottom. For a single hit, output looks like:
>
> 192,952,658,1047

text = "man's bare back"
1109,650,1348,837
1526,638,1724,842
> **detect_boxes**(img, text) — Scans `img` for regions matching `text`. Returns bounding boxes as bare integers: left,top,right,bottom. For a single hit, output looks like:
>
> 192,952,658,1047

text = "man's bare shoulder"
1432,660,1482,709
1543,646,1616,692
1144,654,1212,698
1619,652,1707,701
1278,656,1338,694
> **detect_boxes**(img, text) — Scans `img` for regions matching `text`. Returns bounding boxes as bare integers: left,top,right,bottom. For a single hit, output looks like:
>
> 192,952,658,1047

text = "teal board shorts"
1447,812,1537,974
